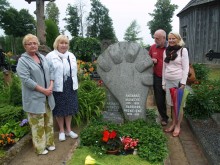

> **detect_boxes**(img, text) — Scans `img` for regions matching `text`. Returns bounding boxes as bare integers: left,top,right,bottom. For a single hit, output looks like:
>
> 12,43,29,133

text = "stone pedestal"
3,70,12,85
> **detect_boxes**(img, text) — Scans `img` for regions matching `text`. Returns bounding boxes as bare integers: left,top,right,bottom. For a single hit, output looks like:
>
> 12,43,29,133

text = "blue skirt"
53,76,78,117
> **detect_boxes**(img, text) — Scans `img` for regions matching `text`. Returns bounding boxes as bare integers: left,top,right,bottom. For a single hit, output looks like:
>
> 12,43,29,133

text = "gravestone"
97,42,153,121
102,90,124,124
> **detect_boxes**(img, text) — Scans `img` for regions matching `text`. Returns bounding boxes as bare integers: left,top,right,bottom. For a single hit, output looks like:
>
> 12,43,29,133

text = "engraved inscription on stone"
105,92,121,112
124,94,141,117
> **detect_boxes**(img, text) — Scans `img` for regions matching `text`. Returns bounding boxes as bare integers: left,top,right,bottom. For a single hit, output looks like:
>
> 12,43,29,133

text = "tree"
0,0,10,26
45,19,59,49
1,8,35,37
147,0,178,38
64,4,80,37
0,8,35,53
70,37,101,62
87,0,116,41
45,2,60,25
123,20,142,43
75,0,87,37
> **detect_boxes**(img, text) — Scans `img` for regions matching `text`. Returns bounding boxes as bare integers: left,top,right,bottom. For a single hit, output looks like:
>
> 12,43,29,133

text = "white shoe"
39,149,48,155
66,131,78,139
47,146,56,151
59,132,66,141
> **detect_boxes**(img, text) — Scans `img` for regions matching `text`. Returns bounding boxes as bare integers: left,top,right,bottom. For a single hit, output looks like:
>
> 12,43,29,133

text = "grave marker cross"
25,0,55,44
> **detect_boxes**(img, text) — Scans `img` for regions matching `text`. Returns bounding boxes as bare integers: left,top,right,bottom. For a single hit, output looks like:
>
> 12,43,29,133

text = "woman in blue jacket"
46,35,78,142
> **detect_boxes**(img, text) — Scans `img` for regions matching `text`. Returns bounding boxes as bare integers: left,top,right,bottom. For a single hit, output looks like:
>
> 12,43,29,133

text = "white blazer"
46,50,78,92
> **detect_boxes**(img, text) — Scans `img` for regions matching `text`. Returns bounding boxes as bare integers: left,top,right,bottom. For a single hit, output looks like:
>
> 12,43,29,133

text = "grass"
208,68,220,80
67,146,161,165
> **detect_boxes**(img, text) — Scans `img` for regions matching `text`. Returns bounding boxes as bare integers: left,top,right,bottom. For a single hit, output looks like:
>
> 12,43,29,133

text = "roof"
177,0,217,16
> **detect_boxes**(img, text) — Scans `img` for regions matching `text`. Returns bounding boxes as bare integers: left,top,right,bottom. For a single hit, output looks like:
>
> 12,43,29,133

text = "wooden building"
177,0,220,64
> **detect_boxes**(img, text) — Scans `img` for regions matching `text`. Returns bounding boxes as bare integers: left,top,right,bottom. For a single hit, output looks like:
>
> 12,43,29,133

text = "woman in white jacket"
46,35,78,141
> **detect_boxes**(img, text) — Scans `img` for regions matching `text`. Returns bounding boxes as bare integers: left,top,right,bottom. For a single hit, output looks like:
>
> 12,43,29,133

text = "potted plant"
101,129,122,154
121,136,139,154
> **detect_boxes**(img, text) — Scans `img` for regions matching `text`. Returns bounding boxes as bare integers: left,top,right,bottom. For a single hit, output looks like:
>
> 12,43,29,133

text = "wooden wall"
178,2,220,64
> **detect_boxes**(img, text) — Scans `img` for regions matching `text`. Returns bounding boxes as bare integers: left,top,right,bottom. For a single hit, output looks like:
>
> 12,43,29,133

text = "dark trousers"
153,75,168,122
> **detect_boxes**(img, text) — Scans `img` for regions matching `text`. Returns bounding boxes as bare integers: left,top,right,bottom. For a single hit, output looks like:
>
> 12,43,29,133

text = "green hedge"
0,105,25,127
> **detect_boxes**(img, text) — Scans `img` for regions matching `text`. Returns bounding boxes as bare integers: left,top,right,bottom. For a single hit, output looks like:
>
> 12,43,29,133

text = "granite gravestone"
97,42,153,121
102,90,124,124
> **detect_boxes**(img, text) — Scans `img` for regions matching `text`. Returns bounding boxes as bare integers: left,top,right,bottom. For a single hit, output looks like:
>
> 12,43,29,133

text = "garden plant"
69,109,168,164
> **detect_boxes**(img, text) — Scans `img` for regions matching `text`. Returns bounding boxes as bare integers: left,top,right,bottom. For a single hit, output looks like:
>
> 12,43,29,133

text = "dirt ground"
7,128,80,165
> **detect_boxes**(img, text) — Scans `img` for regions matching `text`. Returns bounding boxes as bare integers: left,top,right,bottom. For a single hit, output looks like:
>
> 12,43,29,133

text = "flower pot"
106,149,119,155
125,149,134,155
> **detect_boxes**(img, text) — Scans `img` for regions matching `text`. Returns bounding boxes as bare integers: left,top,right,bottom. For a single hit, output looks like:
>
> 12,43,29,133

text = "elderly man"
149,29,168,126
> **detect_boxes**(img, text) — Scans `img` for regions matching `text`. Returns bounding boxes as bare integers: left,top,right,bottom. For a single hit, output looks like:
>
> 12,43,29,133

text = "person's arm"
35,85,52,96
16,57,37,90
149,45,157,64
162,50,166,90
45,53,55,92
180,48,189,88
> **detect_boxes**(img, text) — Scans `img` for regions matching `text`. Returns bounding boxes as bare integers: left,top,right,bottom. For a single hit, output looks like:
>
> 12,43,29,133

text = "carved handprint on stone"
97,42,153,121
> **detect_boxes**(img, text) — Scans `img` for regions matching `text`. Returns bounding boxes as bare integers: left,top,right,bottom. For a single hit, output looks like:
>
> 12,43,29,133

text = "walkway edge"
186,117,219,165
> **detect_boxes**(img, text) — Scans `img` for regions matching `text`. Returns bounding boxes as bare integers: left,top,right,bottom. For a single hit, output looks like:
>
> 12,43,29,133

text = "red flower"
109,131,117,139
102,130,110,142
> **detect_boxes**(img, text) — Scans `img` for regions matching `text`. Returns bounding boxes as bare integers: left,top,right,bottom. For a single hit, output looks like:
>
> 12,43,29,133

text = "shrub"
0,106,25,127
0,72,10,106
9,74,22,106
70,37,101,62
73,80,106,126
193,63,210,82
185,80,220,119
0,72,22,106
80,110,168,163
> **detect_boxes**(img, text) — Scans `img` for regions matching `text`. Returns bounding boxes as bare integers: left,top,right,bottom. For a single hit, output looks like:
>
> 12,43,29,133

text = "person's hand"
179,84,185,89
152,58,157,64
43,88,53,96
162,85,166,91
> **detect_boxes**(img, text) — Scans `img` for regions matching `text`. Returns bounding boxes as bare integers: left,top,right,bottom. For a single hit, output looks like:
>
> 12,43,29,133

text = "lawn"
68,147,161,165
209,68,220,80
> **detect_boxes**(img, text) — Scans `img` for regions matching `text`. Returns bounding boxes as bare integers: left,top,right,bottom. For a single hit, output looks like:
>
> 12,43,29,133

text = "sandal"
172,129,181,137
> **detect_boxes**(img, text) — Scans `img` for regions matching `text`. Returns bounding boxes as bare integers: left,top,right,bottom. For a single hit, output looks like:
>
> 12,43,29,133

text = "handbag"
180,48,196,85
187,63,196,85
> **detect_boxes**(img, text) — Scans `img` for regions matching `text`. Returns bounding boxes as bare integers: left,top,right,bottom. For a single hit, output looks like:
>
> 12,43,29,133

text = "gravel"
187,116,220,165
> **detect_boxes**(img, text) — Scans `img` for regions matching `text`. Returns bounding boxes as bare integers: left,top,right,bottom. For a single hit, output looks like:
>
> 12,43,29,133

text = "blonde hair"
53,35,69,50
22,34,40,47
168,32,185,46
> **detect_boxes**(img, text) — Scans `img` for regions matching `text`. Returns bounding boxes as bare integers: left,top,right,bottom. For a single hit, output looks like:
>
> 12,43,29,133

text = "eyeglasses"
25,42,38,46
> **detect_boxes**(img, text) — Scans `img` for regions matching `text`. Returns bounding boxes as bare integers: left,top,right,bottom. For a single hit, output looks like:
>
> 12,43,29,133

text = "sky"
3,0,190,45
